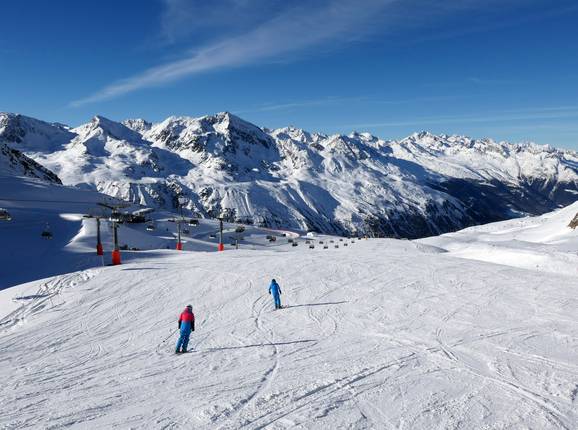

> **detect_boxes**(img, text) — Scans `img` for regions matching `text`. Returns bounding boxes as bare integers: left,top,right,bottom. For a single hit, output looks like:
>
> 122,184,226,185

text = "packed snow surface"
420,201,578,276
1,211,577,428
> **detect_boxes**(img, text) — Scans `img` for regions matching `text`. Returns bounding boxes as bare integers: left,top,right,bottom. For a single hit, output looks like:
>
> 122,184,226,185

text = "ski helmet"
186,304,192,310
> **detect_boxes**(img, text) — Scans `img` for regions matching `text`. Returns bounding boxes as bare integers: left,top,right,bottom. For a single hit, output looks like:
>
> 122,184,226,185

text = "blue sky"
1,0,578,149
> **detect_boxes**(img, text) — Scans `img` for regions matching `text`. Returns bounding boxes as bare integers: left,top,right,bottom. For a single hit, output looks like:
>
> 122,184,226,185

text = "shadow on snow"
204,339,317,352
283,301,348,309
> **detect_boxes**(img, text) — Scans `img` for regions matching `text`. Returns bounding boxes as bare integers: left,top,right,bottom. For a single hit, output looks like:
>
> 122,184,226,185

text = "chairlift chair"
0,208,12,221
110,211,123,224
41,224,53,239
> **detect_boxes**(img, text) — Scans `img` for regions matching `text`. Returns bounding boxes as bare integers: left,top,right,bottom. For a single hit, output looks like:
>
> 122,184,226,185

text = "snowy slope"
0,143,61,183
1,181,577,428
0,174,302,290
0,175,138,289
419,201,578,275
0,239,576,428
3,111,578,238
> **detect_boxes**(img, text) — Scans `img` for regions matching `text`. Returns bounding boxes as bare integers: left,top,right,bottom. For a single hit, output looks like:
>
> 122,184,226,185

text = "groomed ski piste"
1,177,577,429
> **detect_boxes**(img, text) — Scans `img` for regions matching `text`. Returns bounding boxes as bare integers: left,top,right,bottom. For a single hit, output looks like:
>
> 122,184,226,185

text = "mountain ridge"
1,111,577,238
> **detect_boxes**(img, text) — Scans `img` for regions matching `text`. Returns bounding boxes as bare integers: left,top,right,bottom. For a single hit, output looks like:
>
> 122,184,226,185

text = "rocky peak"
74,116,146,144
122,118,152,134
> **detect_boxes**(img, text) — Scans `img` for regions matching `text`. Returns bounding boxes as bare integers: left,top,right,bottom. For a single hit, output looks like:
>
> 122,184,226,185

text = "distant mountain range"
2,111,578,238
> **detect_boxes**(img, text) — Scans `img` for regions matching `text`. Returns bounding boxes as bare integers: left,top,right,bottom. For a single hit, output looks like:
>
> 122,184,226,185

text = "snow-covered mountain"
2,111,578,238
0,142,61,184
0,112,73,154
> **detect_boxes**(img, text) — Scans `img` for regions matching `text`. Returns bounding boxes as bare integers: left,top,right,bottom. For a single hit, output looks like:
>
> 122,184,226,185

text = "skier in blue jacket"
269,279,282,309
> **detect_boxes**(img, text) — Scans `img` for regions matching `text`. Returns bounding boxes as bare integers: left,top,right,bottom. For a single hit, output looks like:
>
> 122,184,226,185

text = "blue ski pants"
273,294,281,309
176,331,191,351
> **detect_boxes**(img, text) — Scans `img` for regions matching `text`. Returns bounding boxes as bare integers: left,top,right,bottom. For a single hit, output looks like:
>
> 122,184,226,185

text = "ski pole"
159,328,179,346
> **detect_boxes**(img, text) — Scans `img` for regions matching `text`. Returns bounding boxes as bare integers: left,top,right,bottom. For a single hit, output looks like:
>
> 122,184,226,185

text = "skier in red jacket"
176,305,195,353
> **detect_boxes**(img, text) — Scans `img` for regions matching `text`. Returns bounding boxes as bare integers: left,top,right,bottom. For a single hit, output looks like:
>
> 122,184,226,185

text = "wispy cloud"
348,107,578,129
159,0,286,45
424,77,528,88
71,0,523,107
233,96,368,114
467,77,527,86
501,105,578,113
233,95,462,115
71,0,392,106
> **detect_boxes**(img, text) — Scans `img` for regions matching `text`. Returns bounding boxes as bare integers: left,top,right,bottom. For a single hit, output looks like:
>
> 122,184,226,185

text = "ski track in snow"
0,240,577,429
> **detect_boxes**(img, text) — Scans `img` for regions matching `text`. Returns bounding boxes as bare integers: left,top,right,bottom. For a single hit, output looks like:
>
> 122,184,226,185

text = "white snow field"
420,201,578,276
1,203,577,428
